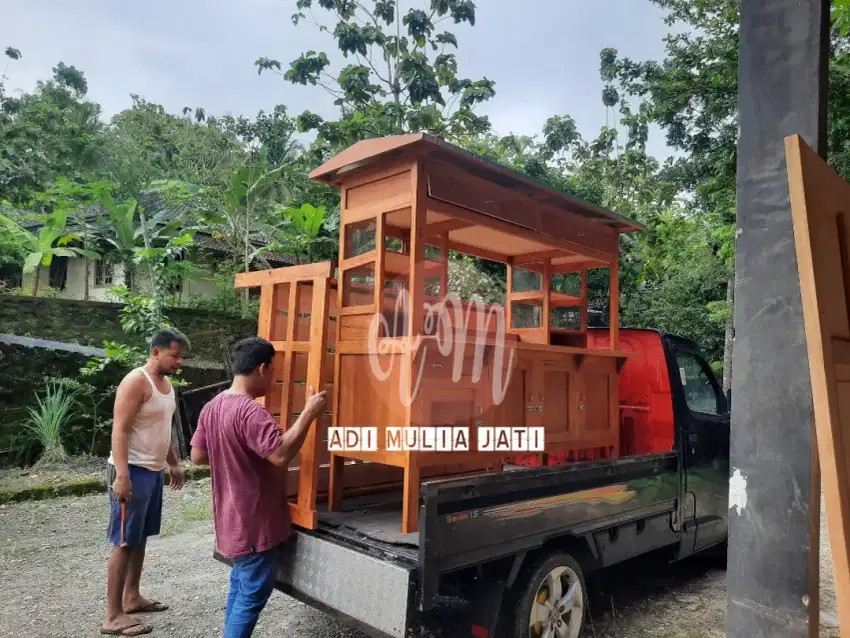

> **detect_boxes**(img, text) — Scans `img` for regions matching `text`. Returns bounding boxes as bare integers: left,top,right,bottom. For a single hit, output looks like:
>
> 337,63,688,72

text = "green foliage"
0,60,104,205
12,381,78,464
268,203,337,264
447,254,506,306
51,376,115,455
260,0,494,151
80,288,187,386
0,206,100,295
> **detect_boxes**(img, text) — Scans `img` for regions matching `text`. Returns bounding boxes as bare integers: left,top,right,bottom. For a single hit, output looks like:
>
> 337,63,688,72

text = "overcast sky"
1,1,676,159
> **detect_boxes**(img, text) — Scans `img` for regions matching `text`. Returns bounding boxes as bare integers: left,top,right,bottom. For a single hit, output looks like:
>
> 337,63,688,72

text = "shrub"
13,381,78,464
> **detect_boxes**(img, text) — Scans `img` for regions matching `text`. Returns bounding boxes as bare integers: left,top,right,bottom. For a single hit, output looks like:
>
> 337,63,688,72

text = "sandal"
125,600,169,613
100,622,153,636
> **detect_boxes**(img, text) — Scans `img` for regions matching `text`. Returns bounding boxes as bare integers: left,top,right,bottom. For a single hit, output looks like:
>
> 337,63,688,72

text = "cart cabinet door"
570,357,619,455
488,353,539,429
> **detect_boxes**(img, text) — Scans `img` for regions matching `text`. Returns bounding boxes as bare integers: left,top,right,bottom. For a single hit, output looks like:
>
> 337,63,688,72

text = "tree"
595,0,850,389
0,60,105,205
257,0,495,153
104,95,247,196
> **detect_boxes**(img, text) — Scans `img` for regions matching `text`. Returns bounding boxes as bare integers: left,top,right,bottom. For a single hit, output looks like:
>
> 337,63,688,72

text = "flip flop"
125,600,169,613
100,622,153,636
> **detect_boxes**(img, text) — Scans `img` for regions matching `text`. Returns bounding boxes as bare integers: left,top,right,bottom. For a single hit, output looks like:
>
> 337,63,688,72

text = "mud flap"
468,576,507,638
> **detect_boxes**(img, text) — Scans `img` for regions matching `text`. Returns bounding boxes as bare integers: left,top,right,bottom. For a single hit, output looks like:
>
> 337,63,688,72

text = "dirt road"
0,479,836,638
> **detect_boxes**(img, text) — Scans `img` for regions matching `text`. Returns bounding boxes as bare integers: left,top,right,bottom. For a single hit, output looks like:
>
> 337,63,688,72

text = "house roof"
309,133,643,234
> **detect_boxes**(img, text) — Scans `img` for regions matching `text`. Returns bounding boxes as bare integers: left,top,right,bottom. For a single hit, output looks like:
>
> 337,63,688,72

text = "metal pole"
727,1,829,636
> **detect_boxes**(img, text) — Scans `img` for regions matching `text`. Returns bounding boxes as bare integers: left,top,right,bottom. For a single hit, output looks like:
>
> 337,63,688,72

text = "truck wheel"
508,552,587,638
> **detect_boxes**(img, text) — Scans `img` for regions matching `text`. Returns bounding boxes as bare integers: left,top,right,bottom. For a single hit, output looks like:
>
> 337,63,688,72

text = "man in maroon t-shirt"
190,337,327,638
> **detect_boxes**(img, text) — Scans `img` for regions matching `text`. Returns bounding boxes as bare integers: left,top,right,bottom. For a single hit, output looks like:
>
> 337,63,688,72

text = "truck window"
676,353,721,415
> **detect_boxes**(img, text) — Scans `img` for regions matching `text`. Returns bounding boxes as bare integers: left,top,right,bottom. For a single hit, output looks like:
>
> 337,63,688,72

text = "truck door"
666,338,730,552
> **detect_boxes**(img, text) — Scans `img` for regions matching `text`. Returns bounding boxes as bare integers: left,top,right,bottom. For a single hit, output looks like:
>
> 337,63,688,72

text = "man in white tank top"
101,328,189,637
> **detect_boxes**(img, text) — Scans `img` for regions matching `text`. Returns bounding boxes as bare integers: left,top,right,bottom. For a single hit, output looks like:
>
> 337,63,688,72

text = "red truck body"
510,329,676,466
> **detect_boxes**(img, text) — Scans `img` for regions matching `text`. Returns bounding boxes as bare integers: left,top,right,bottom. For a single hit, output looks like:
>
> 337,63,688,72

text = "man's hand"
112,474,132,503
168,462,185,490
304,386,328,421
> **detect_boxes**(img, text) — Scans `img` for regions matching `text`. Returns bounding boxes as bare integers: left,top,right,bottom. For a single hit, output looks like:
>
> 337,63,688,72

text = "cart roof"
309,133,643,234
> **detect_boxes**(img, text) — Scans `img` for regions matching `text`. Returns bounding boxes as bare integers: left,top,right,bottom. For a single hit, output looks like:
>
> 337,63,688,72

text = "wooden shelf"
384,251,444,278
509,290,545,303
550,292,584,307
340,251,378,271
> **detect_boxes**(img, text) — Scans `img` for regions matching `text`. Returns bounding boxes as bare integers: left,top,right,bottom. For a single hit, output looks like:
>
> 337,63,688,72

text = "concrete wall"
20,257,218,303
0,295,258,362
21,258,130,302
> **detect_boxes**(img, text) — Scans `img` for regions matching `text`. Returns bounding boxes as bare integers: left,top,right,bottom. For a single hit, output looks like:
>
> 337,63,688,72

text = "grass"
160,492,213,537
11,381,78,464
0,457,210,504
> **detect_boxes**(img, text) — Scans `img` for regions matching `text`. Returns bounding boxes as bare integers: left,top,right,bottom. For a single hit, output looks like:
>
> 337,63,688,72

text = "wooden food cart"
234,133,642,533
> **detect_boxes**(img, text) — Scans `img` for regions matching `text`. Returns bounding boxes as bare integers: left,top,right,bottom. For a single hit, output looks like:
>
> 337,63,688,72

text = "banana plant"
222,145,303,275
270,202,337,264
0,208,99,296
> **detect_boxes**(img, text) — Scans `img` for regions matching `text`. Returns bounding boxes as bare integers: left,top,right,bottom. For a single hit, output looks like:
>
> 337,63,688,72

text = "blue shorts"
106,463,164,547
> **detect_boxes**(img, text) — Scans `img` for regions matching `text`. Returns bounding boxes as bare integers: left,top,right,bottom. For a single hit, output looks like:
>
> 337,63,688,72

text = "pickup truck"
214,328,730,638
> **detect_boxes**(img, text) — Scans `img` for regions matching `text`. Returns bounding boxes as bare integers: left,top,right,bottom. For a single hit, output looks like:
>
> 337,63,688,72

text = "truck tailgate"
217,529,417,638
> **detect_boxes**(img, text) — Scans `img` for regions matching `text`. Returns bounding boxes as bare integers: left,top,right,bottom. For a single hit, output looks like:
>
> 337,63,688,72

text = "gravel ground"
0,480,837,638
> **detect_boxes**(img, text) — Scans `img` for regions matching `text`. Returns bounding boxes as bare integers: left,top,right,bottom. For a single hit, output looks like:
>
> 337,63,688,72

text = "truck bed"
217,453,682,638
317,491,419,553
313,465,531,552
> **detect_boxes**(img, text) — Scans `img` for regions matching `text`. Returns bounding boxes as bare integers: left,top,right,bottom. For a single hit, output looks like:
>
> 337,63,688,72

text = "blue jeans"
224,546,279,638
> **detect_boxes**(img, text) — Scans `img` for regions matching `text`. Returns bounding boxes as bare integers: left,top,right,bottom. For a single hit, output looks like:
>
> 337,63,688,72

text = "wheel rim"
528,565,583,638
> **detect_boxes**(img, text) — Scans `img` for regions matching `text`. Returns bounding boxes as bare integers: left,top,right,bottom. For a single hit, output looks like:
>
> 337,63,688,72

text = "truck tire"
505,551,588,638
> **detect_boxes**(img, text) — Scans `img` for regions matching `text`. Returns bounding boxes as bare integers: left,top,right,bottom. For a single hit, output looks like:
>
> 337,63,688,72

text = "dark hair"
231,337,275,376
150,327,190,353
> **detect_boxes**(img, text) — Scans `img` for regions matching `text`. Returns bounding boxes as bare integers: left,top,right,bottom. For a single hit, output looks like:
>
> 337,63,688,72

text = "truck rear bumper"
215,530,416,638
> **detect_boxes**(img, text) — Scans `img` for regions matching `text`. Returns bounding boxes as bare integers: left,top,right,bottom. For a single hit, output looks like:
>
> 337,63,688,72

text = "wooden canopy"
310,133,642,271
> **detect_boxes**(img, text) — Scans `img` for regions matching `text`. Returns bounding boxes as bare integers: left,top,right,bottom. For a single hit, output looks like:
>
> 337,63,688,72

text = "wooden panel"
490,353,536,428
339,314,374,342
427,160,502,220
269,282,291,341
343,195,412,226
429,197,617,264
385,207,413,230
345,169,411,209
786,133,850,628
337,353,406,432
295,275,331,521
539,205,620,256
542,369,570,443
580,373,611,433
234,262,333,288
450,225,552,257
427,158,621,257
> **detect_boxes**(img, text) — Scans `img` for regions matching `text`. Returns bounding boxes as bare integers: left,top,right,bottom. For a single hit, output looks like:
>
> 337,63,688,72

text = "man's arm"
111,374,145,502
265,388,328,468
165,442,185,490
190,447,209,465
190,406,210,466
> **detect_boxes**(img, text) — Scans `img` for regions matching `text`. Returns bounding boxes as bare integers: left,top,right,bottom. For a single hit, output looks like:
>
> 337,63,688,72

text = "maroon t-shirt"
190,392,291,559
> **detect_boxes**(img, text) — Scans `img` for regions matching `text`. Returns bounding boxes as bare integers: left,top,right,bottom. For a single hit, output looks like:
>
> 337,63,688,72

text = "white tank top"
108,368,176,472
